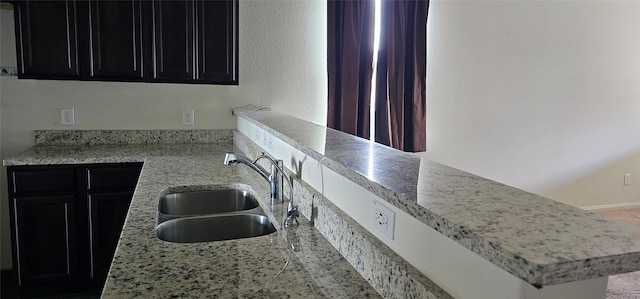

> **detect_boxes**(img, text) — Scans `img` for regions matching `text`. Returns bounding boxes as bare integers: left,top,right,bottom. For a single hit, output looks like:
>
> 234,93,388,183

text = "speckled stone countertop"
3,136,380,298
235,109,640,287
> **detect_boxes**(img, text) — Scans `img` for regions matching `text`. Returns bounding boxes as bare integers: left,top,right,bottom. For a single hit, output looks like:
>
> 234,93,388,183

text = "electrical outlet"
262,131,276,151
253,126,262,141
370,200,395,240
262,131,268,147
60,108,75,126
624,174,631,186
266,133,275,151
0,67,17,76
182,109,195,126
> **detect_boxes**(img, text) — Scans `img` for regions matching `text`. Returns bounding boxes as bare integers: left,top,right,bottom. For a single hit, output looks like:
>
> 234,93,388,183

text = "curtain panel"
327,0,429,152
375,0,428,152
327,0,375,139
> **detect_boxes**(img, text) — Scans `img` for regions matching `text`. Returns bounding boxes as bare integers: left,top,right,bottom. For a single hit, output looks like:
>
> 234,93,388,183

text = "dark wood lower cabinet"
12,194,80,291
87,192,134,281
7,163,142,296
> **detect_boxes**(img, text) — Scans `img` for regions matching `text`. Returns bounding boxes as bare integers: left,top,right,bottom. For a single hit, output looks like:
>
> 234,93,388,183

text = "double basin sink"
156,188,277,243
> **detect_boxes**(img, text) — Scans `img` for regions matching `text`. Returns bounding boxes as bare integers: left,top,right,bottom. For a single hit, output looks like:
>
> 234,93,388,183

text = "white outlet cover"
0,67,17,76
370,200,395,240
60,108,75,126
182,109,195,126
267,133,275,151
254,126,262,141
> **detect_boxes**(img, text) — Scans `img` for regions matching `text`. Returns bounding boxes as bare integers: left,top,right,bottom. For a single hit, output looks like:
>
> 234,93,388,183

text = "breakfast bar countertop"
3,142,381,298
236,109,640,287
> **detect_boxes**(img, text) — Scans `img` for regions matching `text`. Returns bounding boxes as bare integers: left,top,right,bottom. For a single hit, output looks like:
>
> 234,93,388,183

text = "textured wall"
0,1,328,155
425,1,640,208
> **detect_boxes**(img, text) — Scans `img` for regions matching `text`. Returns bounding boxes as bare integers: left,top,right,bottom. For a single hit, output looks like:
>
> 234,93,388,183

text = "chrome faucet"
223,152,281,202
223,152,299,227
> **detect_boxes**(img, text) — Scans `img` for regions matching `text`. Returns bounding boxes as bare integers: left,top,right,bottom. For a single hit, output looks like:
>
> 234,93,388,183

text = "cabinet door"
86,0,144,80
14,0,80,79
196,0,238,84
85,164,141,282
6,163,141,295
151,0,195,81
11,195,79,289
87,192,133,281
151,0,238,84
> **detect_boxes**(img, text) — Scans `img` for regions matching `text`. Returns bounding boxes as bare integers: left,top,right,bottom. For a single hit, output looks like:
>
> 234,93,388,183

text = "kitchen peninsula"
3,132,384,298
4,109,640,299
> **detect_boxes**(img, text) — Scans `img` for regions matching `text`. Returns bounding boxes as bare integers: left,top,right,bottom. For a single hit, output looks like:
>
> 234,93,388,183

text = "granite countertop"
4,142,380,298
235,109,640,287
6,113,640,293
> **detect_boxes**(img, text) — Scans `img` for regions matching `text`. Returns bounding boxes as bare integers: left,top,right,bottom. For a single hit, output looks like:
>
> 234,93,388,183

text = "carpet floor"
599,208,640,299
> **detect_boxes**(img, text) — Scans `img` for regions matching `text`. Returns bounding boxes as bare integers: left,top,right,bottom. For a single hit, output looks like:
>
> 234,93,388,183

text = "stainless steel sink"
158,189,260,221
156,214,277,243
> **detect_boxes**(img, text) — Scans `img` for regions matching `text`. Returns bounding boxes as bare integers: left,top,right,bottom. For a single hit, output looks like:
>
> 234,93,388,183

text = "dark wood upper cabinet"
14,0,80,79
151,0,238,84
152,0,195,81
86,0,144,80
197,0,237,83
11,0,238,84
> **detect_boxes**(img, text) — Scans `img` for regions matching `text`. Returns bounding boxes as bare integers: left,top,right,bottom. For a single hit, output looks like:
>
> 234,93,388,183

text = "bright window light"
369,0,382,142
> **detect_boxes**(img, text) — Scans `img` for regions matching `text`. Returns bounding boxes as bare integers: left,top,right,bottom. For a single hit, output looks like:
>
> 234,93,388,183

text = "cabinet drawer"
87,165,141,191
10,168,77,193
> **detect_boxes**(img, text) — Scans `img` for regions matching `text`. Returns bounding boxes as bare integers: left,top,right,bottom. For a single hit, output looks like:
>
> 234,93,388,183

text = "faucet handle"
223,152,238,165
284,202,299,227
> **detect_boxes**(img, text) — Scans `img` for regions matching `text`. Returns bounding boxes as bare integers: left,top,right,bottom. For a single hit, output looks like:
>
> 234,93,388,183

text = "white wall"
0,0,327,270
425,0,640,209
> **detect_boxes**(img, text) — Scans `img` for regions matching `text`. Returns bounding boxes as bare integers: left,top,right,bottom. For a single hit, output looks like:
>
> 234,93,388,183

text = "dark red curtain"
328,0,428,152
375,0,428,152
327,0,375,139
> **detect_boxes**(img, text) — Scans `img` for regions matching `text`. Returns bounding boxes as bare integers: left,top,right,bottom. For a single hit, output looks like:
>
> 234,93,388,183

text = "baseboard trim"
581,202,640,212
